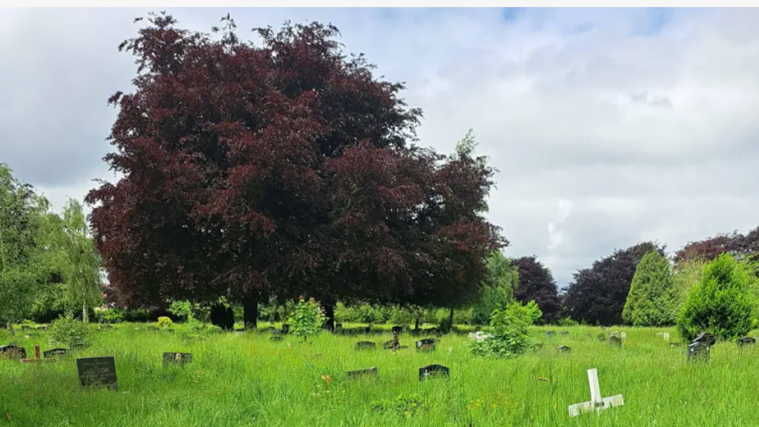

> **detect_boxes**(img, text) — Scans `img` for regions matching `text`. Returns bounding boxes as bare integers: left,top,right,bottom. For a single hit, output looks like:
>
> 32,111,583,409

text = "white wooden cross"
568,368,624,417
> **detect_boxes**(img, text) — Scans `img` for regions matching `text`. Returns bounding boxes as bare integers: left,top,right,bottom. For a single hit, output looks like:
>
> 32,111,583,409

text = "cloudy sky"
2,8,759,286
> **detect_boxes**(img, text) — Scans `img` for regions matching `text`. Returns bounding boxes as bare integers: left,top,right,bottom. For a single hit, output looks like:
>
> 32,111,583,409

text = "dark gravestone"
270,336,283,342
281,324,291,334
692,333,715,347
76,357,118,390
560,331,570,336
364,325,372,334
416,339,436,352
419,364,449,381
557,345,571,354
608,336,622,348
687,342,710,363
355,341,376,351
597,333,606,342
546,330,555,337
163,352,193,367
347,366,378,380
209,304,235,331
392,325,403,335
0,345,26,360
43,348,68,358
738,337,756,347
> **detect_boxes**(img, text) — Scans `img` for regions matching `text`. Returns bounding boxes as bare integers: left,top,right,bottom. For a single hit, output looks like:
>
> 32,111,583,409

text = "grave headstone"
364,325,372,334
0,345,26,360
347,366,378,380
546,330,556,337
281,324,290,334
557,345,571,354
163,352,193,368
687,342,710,363
392,325,403,335
355,341,376,351
416,339,436,352
738,337,756,347
418,364,449,381
43,348,68,358
568,368,624,417
692,333,715,347
662,332,670,341
76,356,118,390
608,336,622,348
382,340,395,350
620,332,627,339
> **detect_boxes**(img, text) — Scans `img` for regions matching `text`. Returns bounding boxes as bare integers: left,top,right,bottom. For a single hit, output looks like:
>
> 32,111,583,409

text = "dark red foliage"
86,12,504,312
563,242,664,326
674,228,759,265
512,256,561,323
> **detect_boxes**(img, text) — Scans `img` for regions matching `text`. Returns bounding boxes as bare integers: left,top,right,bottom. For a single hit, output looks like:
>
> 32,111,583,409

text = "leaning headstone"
416,339,436,352
418,364,449,381
163,352,193,368
557,345,571,354
608,336,622,348
43,348,68,358
738,337,756,348
76,356,118,390
347,366,378,380
382,340,395,350
355,341,376,351
692,333,715,347
687,342,710,363
391,325,403,335
0,345,26,360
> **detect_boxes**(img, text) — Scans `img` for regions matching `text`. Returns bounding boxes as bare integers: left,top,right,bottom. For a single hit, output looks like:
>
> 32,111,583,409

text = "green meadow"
2,324,758,426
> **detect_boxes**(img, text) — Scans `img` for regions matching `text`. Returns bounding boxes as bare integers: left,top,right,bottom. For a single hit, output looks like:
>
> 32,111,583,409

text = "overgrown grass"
1,324,758,426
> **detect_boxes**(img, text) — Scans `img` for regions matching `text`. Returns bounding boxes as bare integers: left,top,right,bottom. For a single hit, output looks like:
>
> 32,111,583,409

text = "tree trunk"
445,307,455,333
82,303,89,324
323,298,335,331
7,322,14,337
414,317,420,332
243,293,258,330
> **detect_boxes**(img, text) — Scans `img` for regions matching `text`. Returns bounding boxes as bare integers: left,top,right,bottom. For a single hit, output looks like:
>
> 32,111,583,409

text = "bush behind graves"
676,253,758,341
49,312,90,348
469,306,531,358
622,250,677,326
291,297,327,340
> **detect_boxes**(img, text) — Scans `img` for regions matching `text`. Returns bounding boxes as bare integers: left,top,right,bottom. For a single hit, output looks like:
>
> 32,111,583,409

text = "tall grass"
1,324,758,426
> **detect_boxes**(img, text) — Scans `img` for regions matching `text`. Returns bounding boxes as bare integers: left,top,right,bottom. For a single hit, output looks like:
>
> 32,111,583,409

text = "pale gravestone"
76,357,118,390
419,364,449,381
662,333,670,342
416,339,436,352
163,352,192,368
620,332,627,339
557,345,571,354
568,368,624,417
687,342,710,363
608,336,622,348
355,341,376,351
347,366,378,380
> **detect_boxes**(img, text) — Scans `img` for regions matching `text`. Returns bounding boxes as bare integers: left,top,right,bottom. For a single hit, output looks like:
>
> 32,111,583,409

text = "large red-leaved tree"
86,12,504,329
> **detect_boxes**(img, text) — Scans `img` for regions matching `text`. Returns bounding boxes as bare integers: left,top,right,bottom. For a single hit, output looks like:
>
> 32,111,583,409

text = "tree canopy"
86,12,504,327
622,250,676,326
512,256,561,323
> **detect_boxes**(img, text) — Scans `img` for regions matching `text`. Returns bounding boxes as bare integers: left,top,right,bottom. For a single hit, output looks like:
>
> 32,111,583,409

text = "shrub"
168,300,193,321
469,306,531,358
291,297,327,341
157,316,174,328
49,312,90,348
623,250,677,326
94,307,124,324
676,254,758,341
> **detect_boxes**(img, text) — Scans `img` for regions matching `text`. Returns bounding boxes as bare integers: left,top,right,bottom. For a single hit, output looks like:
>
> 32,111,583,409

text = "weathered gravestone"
687,342,710,363
692,333,715,347
355,341,376,351
416,339,436,352
662,332,670,342
419,364,449,381
557,345,571,354
163,352,193,368
365,325,372,334
738,337,756,347
382,340,395,350
392,325,403,335
597,333,606,342
0,345,26,360
76,356,118,390
620,332,627,339
347,366,378,380
608,336,622,348
281,324,291,334
546,330,555,337
44,348,68,358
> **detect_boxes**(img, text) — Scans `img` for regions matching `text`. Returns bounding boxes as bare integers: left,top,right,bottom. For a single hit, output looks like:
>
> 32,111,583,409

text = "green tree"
0,164,51,334
677,253,758,341
622,250,677,326
672,259,705,310
471,251,519,324
47,198,102,322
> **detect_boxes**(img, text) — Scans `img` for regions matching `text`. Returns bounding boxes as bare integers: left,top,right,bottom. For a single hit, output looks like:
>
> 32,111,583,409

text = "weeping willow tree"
48,198,102,322
471,250,519,324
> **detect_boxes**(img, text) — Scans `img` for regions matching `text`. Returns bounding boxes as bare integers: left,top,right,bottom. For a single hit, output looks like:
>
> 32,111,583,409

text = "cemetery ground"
1,324,758,426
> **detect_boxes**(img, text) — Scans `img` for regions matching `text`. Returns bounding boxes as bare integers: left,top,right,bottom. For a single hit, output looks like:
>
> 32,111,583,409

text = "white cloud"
3,8,759,286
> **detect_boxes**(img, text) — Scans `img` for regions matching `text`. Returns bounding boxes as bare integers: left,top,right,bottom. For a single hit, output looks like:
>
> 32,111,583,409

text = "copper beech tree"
87,13,504,329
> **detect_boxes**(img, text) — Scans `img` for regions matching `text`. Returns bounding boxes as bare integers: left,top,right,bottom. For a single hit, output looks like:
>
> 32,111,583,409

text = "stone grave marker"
560,331,570,336
44,348,68,358
568,368,624,417
382,340,395,350
76,356,118,390
281,324,291,334
347,366,378,380
364,325,372,334
418,364,449,381
692,333,715,347
662,332,670,342
416,339,436,352
557,345,571,354
608,336,622,348
738,337,756,348
0,345,26,360
163,352,193,368
620,332,627,339
546,330,555,337
355,341,376,351
687,342,710,363
392,325,403,335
